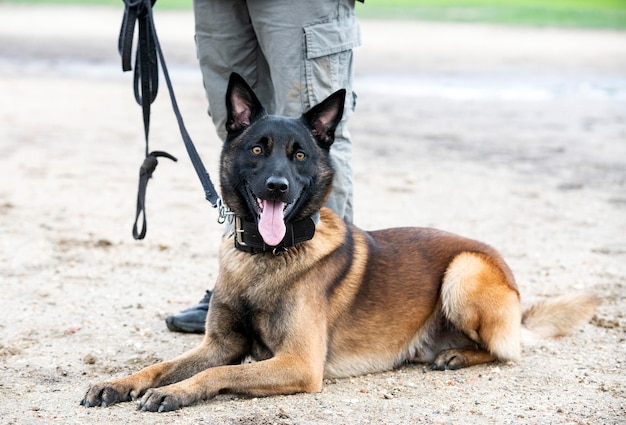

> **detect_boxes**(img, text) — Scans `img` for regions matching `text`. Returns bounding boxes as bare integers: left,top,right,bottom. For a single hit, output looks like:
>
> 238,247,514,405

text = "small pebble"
83,353,97,365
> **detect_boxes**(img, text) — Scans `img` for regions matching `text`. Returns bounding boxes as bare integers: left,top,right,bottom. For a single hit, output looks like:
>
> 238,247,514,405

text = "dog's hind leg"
434,251,522,370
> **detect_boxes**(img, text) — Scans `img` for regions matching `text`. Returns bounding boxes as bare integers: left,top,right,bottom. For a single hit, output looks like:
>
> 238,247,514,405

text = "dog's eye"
251,146,263,155
294,151,306,161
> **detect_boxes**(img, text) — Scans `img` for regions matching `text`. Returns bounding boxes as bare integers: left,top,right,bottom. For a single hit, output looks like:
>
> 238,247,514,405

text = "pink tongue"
258,200,286,246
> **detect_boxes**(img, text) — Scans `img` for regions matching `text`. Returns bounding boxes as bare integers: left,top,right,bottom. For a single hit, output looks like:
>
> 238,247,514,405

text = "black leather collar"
233,214,317,255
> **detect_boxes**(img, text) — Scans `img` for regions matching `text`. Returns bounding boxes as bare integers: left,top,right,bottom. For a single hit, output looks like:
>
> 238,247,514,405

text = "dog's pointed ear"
226,73,265,134
303,89,346,149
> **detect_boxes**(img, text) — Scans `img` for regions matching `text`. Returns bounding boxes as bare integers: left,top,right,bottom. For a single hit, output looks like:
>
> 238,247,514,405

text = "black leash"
118,0,222,239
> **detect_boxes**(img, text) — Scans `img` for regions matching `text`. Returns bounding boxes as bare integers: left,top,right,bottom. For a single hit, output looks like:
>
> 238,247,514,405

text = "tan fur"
82,208,599,411
522,292,600,339
442,252,522,362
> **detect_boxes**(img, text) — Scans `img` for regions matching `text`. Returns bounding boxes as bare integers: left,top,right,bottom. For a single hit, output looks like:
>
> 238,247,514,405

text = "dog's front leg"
137,352,325,412
81,337,245,408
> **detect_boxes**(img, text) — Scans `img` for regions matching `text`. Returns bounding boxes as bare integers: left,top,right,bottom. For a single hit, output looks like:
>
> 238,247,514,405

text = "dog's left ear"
303,89,346,149
225,73,265,134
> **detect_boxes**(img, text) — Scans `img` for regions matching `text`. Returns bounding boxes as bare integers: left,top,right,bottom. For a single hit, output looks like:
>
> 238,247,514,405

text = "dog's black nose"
266,176,289,194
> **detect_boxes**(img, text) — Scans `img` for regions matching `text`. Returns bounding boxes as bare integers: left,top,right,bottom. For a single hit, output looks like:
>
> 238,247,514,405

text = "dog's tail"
521,292,600,344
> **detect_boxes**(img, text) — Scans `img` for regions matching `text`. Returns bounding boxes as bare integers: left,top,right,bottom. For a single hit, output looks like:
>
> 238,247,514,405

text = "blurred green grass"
359,0,626,28
2,0,626,28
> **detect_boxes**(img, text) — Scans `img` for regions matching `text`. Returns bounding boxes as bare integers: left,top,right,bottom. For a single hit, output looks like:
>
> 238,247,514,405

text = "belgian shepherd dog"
82,73,598,412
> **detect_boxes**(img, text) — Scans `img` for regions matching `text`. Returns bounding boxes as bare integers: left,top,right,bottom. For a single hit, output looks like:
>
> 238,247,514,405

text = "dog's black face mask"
220,73,345,247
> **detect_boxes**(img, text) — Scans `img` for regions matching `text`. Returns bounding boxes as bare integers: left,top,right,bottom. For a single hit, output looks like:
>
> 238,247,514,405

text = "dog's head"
220,73,345,247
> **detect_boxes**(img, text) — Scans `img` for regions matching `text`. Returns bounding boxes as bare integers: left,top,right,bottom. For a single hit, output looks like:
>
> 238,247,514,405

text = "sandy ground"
1,4,626,424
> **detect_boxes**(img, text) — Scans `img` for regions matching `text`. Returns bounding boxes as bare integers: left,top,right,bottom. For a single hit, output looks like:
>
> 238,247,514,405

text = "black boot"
165,290,212,333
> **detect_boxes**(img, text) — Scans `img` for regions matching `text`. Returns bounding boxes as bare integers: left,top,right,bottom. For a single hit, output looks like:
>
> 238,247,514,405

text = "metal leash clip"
216,197,235,225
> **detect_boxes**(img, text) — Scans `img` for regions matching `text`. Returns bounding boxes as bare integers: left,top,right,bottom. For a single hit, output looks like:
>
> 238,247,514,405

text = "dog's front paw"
81,382,134,408
137,387,193,412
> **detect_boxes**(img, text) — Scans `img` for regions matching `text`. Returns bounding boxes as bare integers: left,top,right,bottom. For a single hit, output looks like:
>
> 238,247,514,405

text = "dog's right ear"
225,73,264,134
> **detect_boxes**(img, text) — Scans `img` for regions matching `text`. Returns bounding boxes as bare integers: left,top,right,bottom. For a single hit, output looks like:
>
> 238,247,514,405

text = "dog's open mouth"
245,184,297,247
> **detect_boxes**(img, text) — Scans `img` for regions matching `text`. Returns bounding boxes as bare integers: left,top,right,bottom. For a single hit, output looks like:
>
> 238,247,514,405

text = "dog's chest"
217,246,316,357
229,292,294,360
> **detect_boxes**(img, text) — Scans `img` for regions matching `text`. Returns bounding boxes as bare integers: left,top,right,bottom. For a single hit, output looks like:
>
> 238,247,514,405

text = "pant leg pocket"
303,16,361,108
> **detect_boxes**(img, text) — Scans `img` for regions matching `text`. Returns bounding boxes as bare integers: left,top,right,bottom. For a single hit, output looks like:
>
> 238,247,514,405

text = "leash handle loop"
132,151,177,240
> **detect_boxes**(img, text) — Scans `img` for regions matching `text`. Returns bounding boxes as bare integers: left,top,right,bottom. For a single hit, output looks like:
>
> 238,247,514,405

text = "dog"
81,73,598,412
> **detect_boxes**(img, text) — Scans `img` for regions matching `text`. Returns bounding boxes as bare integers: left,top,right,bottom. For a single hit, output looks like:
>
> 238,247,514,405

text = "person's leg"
248,0,361,222
193,0,273,142
167,0,270,333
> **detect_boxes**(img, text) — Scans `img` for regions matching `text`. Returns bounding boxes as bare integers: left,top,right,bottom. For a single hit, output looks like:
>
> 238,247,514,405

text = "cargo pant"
194,0,361,222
